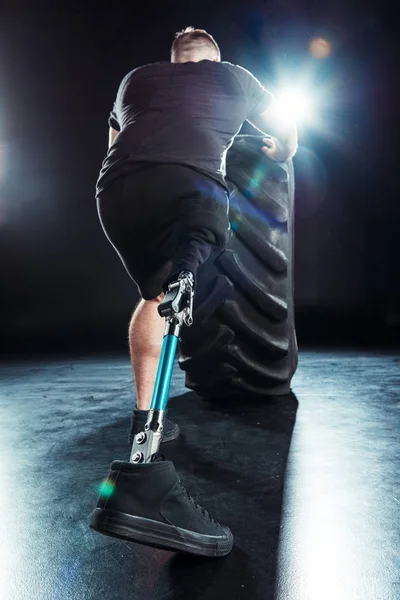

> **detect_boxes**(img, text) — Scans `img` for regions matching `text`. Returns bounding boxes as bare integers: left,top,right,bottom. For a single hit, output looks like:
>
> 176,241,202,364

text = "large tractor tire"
178,135,297,398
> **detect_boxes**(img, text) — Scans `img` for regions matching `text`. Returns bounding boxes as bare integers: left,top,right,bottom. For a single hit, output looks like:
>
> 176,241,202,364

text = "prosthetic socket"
129,271,194,464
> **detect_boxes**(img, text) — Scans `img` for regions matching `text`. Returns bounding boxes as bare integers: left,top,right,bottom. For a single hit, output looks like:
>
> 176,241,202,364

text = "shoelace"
179,483,218,524
150,455,219,526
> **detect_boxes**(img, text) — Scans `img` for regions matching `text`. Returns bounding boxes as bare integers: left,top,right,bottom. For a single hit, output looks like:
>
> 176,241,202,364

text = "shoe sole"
90,508,233,557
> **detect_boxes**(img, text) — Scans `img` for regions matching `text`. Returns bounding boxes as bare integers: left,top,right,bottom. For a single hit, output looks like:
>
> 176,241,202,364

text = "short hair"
171,27,221,62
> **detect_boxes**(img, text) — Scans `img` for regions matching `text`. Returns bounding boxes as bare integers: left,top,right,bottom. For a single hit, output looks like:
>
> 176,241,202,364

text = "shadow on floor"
160,391,298,600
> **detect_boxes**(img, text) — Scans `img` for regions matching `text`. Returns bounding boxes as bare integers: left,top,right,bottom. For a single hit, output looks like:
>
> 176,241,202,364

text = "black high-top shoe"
90,457,233,557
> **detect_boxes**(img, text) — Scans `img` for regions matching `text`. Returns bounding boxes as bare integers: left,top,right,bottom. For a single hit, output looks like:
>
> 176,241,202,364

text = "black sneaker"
128,409,180,445
90,458,233,557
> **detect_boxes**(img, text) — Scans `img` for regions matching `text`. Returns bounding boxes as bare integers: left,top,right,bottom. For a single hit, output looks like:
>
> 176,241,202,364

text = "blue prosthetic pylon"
129,271,194,463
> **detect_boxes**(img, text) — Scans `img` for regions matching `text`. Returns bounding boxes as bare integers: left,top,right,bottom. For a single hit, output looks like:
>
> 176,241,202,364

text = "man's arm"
109,127,119,148
249,98,298,162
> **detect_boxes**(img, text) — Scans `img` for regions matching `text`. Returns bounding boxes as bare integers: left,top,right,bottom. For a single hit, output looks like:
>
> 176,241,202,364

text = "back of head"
171,27,221,63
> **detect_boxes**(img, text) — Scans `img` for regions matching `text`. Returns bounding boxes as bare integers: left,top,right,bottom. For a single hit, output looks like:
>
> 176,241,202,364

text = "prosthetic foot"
89,270,234,557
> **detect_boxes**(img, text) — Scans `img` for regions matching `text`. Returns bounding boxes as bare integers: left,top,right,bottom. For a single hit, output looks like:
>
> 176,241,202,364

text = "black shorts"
97,164,229,300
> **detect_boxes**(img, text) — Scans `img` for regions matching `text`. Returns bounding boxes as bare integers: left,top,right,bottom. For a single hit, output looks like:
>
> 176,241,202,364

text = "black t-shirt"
96,60,273,194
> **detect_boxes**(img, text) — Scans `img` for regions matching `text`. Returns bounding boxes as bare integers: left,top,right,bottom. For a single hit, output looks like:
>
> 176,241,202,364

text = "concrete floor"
1,350,399,600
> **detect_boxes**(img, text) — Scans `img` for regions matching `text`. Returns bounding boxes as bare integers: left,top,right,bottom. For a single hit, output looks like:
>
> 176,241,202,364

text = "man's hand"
261,136,294,162
250,99,298,162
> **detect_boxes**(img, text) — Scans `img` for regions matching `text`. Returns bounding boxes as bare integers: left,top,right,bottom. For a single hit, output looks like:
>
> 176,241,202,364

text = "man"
92,27,297,556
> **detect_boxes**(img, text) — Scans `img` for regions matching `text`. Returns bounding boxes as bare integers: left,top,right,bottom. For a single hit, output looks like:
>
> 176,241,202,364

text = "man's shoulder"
221,62,256,79
122,62,170,80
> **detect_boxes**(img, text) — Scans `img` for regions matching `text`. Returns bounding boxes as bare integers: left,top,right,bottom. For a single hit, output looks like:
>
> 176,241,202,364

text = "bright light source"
276,89,311,125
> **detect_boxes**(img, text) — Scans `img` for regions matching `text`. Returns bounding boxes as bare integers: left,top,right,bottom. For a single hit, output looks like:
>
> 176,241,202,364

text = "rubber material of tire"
178,135,298,398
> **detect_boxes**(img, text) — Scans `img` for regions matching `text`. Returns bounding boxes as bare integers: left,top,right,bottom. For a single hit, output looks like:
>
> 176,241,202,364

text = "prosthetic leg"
129,271,194,464
90,268,233,556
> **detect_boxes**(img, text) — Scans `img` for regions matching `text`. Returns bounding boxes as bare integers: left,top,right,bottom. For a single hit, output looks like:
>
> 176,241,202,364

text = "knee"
148,293,164,303
137,293,164,306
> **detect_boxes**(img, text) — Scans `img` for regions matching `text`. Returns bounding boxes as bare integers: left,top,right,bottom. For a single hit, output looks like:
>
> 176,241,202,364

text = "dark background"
0,0,398,354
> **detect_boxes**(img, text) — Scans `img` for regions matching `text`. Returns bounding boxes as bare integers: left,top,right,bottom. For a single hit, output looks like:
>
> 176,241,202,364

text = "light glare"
277,90,310,124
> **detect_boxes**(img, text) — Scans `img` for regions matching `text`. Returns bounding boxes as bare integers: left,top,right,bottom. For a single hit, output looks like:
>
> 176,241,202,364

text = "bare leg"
129,294,165,410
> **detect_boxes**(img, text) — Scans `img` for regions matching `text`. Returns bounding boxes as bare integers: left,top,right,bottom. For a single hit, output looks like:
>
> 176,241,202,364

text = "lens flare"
98,478,115,498
309,37,331,59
